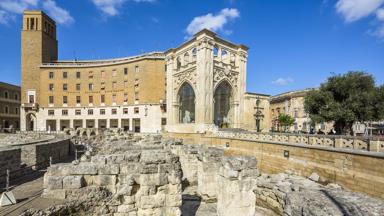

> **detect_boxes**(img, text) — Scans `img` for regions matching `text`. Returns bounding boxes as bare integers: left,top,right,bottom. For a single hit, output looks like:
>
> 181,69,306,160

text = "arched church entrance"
178,82,195,123
214,81,233,128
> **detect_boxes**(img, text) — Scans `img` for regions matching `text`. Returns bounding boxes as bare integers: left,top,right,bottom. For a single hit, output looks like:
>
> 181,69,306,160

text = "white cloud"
186,8,240,36
272,77,294,85
42,0,74,25
0,0,73,25
0,0,37,14
377,8,384,20
335,0,384,22
92,0,156,17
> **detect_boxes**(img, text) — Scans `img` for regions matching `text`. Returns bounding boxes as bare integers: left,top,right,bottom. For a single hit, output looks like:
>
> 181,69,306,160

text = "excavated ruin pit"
20,130,384,216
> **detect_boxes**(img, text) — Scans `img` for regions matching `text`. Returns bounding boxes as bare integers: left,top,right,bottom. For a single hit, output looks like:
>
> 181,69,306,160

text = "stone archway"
214,81,233,128
26,113,36,131
178,82,196,124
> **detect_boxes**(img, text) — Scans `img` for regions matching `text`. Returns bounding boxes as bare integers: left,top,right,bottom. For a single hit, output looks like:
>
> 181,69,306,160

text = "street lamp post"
254,97,264,132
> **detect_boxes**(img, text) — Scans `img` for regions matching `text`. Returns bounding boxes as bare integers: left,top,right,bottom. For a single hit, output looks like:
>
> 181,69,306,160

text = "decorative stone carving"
173,68,197,90
213,66,238,89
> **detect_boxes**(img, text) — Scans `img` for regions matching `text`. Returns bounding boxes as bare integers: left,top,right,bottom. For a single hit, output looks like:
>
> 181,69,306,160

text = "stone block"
0,191,16,206
140,164,159,174
94,175,117,186
120,163,139,174
70,163,98,175
139,194,166,209
44,176,63,190
141,151,166,164
117,204,136,213
166,194,182,207
139,173,168,186
63,176,84,189
123,195,136,204
99,164,120,175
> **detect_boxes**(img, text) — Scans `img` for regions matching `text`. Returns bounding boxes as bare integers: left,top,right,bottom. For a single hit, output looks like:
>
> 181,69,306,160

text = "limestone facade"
0,82,21,130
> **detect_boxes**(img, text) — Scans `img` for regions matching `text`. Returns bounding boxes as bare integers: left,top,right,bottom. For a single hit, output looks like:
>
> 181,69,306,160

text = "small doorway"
133,118,140,133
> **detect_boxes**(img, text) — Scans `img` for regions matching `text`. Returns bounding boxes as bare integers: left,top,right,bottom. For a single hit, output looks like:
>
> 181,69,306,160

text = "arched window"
214,81,232,128
213,46,219,57
178,82,195,123
222,49,228,58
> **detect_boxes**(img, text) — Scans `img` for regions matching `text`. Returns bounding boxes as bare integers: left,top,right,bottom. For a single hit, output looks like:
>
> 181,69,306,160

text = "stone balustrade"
215,131,384,152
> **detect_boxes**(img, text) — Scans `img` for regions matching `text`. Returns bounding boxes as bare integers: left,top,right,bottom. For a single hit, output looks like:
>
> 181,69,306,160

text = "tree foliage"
278,114,295,132
304,71,383,134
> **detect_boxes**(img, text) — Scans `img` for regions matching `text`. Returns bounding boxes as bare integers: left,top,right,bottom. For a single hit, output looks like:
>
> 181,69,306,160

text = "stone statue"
183,110,191,123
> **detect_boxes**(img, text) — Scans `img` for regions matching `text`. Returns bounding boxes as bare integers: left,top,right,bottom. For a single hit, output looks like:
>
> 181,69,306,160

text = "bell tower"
21,10,58,104
21,10,58,131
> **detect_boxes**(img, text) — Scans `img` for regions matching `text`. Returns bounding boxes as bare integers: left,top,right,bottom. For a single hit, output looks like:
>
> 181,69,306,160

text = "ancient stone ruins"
1,129,383,216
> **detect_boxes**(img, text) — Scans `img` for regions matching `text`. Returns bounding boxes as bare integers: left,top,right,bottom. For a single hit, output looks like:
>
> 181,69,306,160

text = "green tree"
304,71,383,135
278,114,295,132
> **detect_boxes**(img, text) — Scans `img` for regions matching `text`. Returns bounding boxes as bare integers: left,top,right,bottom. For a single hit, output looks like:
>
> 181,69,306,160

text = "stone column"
197,147,224,202
217,156,259,216
165,56,175,127
195,35,214,125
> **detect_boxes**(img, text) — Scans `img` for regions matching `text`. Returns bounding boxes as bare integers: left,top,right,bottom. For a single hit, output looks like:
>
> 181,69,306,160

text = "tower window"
30,18,35,30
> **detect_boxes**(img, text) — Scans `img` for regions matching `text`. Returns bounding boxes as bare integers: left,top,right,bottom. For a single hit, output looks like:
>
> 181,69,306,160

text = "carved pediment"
213,66,238,88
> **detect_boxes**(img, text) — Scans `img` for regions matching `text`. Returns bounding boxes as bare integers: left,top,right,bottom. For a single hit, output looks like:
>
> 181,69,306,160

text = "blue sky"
0,0,383,95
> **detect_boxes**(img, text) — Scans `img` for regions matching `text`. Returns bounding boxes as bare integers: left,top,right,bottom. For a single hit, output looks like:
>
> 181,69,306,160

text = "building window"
124,93,128,102
4,91,8,99
89,83,93,91
4,106,9,114
76,96,81,104
134,92,139,102
48,110,54,116
124,68,128,75
76,71,81,79
49,96,54,104
101,95,105,103
76,83,81,91
123,108,128,114
112,81,117,90
63,84,68,91
15,107,19,115
63,96,68,104
49,72,54,79
124,80,128,88
112,94,116,103
63,71,68,79
49,84,54,91
161,118,167,125
14,94,18,100
62,110,68,116
88,109,93,115
101,71,105,79
101,82,105,90
112,109,117,115
135,66,139,73
29,95,34,103
100,109,105,115
134,107,139,114
89,71,94,79
75,109,81,115
89,95,93,104
112,70,117,77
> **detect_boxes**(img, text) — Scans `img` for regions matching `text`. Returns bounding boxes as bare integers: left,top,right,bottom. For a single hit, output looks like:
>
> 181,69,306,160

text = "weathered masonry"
166,131,384,200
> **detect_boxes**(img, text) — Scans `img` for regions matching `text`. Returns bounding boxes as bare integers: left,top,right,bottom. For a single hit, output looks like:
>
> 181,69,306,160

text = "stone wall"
165,132,384,200
42,149,182,216
21,138,70,169
0,147,21,187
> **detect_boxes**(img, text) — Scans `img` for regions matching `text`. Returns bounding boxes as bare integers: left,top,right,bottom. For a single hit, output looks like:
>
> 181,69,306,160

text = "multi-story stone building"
0,82,21,130
20,11,166,132
269,89,333,133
